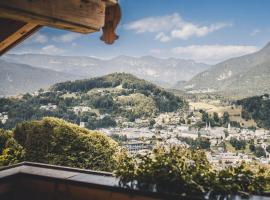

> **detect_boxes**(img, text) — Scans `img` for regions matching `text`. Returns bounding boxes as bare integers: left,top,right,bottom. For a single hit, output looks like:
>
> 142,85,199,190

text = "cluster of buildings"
34,95,270,167
207,151,269,169
100,111,270,166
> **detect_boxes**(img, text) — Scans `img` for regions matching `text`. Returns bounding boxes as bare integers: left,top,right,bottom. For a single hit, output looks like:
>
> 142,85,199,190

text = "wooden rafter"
0,18,41,55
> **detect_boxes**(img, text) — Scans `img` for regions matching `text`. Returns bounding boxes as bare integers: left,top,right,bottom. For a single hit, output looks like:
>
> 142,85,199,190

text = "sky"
10,0,270,64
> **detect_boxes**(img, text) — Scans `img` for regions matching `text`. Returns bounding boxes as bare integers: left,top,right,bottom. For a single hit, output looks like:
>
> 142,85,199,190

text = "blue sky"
11,0,270,64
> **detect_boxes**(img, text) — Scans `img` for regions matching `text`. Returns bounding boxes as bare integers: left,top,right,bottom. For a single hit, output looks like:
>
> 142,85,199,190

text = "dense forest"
0,73,186,130
236,94,270,129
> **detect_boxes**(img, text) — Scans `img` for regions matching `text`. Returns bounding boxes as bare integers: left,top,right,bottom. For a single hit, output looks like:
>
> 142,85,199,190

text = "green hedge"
7,117,119,171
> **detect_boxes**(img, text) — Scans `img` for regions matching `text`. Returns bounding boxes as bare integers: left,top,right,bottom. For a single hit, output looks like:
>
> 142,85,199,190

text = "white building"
73,106,92,115
40,103,57,111
123,140,152,154
0,113,8,124
208,152,253,167
79,122,87,128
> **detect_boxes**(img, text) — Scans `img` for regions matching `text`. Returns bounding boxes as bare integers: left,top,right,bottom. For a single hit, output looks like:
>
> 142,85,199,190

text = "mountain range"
0,59,81,96
1,42,270,98
181,42,270,98
2,54,209,88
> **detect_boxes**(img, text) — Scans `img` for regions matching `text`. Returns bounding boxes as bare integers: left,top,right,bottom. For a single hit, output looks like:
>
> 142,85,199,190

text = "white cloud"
149,48,164,55
155,32,171,42
71,42,77,47
41,45,65,55
171,45,258,64
250,29,261,36
53,33,81,43
10,45,65,55
125,13,231,42
28,33,48,44
171,23,230,40
125,13,181,33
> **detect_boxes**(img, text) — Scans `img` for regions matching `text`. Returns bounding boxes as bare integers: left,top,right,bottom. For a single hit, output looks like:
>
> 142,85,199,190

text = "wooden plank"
0,18,41,55
0,0,106,34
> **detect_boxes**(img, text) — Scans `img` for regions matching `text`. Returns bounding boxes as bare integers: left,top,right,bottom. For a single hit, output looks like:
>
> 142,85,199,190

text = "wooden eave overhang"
0,0,121,56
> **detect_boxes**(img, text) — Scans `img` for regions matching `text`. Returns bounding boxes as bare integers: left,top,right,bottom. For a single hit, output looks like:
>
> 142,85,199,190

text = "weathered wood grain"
0,0,107,33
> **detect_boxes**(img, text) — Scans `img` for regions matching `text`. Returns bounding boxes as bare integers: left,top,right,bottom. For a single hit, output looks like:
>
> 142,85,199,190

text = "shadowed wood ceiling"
0,0,120,55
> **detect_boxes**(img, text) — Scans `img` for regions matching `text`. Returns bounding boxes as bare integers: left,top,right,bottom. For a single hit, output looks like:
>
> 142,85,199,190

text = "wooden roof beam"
0,18,41,56
0,0,109,34
0,0,120,55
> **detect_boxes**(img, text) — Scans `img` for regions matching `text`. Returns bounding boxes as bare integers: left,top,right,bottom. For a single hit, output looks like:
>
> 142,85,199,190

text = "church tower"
205,122,208,131
228,123,231,132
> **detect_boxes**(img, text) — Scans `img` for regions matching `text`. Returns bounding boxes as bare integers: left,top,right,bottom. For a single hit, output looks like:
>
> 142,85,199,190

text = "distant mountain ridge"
4,42,270,98
0,59,81,96
2,54,210,88
180,42,270,97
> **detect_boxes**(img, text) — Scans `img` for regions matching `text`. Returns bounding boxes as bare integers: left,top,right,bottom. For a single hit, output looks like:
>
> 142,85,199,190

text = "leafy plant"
115,146,270,199
0,129,25,166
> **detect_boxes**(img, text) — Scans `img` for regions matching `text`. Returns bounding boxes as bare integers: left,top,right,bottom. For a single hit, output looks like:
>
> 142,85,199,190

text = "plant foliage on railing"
115,146,270,199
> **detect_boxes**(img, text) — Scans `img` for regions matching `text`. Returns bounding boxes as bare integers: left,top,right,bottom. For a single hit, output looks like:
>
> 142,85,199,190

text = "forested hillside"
236,94,270,129
0,73,186,130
